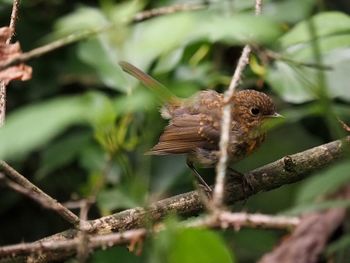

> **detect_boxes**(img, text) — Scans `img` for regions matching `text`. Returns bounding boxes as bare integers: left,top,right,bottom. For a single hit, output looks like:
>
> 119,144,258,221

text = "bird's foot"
228,168,253,199
197,183,213,199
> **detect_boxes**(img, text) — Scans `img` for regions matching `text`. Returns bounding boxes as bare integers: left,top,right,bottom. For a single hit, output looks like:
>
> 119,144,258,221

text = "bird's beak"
268,112,284,118
261,112,285,131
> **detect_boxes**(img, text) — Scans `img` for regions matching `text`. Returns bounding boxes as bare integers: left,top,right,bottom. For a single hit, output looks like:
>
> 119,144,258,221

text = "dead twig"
0,161,91,229
77,200,92,263
0,0,20,126
6,0,20,44
213,0,263,208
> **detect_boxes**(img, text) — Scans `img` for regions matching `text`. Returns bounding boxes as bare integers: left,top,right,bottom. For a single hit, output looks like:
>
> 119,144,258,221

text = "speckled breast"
228,133,266,163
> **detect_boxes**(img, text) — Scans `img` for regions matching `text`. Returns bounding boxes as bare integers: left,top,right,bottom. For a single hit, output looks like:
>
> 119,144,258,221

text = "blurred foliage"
0,0,350,262
148,219,234,263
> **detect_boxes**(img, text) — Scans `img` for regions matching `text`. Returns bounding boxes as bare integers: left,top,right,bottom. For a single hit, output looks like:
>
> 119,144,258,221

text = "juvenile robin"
119,61,281,192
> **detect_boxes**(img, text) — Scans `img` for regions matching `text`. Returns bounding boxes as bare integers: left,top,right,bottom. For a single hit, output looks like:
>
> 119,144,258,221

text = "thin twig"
0,211,298,258
0,2,204,125
0,0,21,127
77,200,91,263
0,2,206,72
0,229,147,259
187,211,300,230
132,2,205,22
0,26,112,71
0,161,90,229
6,0,20,45
0,173,60,207
0,84,5,126
338,118,350,133
213,0,263,208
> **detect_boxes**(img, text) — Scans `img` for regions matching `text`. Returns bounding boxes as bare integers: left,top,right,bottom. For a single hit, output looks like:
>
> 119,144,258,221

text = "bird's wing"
148,113,220,155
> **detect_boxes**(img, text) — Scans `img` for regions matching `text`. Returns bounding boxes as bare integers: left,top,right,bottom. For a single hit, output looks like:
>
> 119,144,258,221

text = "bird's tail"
119,61,179,105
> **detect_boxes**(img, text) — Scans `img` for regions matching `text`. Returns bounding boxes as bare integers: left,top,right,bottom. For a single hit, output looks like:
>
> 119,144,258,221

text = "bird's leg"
228,167,253,197
186,159,212,194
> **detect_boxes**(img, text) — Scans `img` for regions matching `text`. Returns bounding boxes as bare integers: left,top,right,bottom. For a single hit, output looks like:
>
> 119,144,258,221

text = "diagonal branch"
0,161,91,229
0,136,348,262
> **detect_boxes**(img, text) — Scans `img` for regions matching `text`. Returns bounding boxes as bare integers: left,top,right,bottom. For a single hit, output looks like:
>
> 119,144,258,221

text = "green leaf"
108,0,143,25
97,188,139,212
193,13,281,45
51,7,109,38
263,0,314,23
168,228,234,263
280,12,350,47
36,132,91,179
283,34,350,61
0,96,90,160
50,7,281,92
121,11,281,78
296,161,350,204
49,3,141,92
97,175,148,212
322,48,350,101
113,89,156,113
267,48,350,103
122,12,199,70
84,92,117,128
78,38,131,92
267,11,350,103
266,61,317,103
102,11,280,74
153,48,185,74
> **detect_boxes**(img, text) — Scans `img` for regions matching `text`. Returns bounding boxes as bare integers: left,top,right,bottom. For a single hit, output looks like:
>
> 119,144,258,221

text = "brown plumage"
119,61,281,191
149,89,278,166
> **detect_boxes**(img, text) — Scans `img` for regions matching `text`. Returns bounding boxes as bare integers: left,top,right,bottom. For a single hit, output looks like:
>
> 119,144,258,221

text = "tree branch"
89,137,349,233
0,137,348,262
0,161,90,229
0,211,299,259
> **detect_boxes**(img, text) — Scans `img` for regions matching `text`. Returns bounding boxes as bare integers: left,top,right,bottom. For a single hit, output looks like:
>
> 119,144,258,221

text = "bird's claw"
228,168,253,199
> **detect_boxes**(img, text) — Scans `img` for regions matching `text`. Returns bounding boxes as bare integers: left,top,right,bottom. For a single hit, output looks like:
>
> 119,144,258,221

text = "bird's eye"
250,107,260,116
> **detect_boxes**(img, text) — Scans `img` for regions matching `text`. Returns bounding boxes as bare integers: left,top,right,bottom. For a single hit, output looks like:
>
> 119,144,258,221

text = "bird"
119,61,281,193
